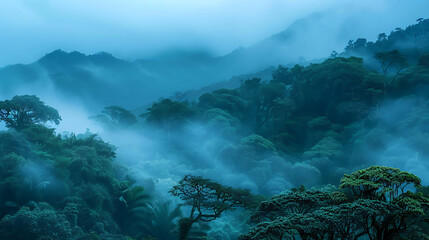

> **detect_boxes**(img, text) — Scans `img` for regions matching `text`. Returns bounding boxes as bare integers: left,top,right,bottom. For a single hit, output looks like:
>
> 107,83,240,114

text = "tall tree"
340,166,429,240
0,95,61,130
374,50,409,94
142,99,194,139
241,166,429,240
91,106,137,128
170,175,256,240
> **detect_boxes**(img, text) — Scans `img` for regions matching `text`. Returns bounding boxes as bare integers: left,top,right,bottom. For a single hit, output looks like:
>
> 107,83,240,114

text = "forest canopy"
1,16,429,240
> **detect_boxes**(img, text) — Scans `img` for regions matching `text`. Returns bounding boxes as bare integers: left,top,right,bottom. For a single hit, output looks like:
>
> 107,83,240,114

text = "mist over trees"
1,14,429,240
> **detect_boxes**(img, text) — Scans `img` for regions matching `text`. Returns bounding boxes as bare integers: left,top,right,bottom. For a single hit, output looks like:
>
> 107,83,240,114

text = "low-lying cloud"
1,0,428,67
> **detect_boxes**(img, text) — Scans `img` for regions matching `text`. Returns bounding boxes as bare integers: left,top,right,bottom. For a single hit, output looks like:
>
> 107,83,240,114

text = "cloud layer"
1,0,429,66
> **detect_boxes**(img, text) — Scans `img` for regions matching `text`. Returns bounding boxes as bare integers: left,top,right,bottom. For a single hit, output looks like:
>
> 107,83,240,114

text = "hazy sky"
0,0,428,67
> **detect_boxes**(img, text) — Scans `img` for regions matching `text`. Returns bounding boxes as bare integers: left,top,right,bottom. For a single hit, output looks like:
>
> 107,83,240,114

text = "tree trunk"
178,218,194,240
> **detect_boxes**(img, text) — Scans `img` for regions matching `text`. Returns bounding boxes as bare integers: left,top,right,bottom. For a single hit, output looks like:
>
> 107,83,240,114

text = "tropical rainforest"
1,2,429,240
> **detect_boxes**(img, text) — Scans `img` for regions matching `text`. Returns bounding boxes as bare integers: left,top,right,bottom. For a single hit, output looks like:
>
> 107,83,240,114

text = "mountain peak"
88,51,124,65
91,51,113,57
37,50,126,68
38,50,87,67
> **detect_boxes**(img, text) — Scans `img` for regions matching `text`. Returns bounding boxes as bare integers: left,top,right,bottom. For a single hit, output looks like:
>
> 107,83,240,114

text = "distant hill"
1,15,428,112
342,18,429,62
181,67,276,103
0,12,348,112
0,50,157,110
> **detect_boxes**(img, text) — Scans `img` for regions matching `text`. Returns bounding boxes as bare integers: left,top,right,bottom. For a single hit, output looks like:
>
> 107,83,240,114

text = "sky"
0,0,429,67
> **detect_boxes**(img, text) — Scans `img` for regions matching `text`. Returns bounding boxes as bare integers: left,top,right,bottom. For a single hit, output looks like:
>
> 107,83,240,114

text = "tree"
198,89,247,121
340,166,429,240
241,166,429,240
340,166,421,201
344,39,367,52
0,95,61,130
115,185,153,237
420,186,429,235
377,33,387,42
374,50,408,75
248,185,333,224
255,83,286,129
354,38,367,49
170,175,256,240
236,79,288,130
242,186,338,240
90,106,137,128
142,99,194,138
418,54,429,67
290,57,367,118
345,40,354,51
272,65,292,84
374,50,409,93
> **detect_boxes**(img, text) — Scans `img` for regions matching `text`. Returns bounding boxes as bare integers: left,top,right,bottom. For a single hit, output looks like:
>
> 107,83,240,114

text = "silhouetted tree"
0,95,61,130
353,38,367,49
91,106,137,128
374,50,409,94
418,54,429,67
142,99,194,138
340,166,429,240
377,33,387,42
241,166,429,240
170,175,256,240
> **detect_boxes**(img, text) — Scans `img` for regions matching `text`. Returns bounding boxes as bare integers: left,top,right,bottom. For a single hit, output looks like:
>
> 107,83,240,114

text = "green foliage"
198,89,247,121
362,72,386,102
3,19,429,240
249,186,333,224
290,57,368,121
242,166,429,240
203,108,239,136
143,201,182,240
345,18,429,57
303,136,343,159
144,99,194,125
340,166,421,200
170,175,257,239
272,65,292,84
396,63,429,96
375,50,409,74
272,64,303,85
0,131,32,157
0,95,61,130
90,106,138,128
418,54,429,67
420,186,429,235
142,99,195,138
241,134,276,152
0,204,72,240
0,121,143,239
115,185,153,237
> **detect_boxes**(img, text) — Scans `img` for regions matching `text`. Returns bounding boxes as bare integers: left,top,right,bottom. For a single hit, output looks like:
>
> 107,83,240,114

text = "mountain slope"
1,15,428,112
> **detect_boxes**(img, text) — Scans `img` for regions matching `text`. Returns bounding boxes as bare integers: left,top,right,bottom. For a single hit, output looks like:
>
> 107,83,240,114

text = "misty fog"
1,1,429,239
0,0,428,66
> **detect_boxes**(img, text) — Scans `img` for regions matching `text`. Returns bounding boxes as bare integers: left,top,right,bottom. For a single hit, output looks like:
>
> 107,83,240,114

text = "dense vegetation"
241,166,429,240
1,19,429,239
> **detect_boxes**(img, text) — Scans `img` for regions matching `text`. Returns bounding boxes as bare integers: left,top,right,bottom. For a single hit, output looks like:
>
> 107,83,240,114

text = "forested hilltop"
1,19,429,240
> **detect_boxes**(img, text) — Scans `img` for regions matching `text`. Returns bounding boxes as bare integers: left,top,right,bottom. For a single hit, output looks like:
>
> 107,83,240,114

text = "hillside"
1,15,429,240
